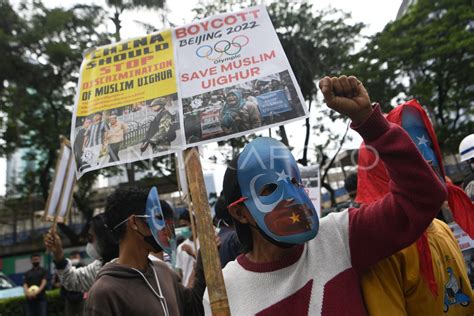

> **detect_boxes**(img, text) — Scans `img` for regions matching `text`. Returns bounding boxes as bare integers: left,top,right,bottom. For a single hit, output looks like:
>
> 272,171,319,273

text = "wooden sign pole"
184,148,230,316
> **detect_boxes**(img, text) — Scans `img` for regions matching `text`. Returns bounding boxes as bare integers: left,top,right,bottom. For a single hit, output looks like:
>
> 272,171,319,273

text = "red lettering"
224,15,237,25
210,18,223,29
181,73,189,82
249,9,260,18
236,12,247,21
250,67,260,77
201,21,210,31
175,27,187,39
188,25,200,35
99,66,111,76
140,55,154,65
126,59,139,69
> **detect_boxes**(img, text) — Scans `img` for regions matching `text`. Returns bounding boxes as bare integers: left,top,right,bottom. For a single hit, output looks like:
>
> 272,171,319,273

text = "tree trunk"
279,126,289,147
321,181,336,206
126,164,135,184
111,11,121,42
301,99,312,166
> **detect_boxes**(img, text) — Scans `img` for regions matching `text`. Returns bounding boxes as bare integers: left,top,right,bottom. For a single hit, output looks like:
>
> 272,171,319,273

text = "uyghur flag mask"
145,187,176,254
234,137,319,244
400,106,443,180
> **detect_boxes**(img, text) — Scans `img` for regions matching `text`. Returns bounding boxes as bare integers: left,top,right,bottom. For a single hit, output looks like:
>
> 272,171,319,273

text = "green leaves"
354,0,473,152
0,1,108,198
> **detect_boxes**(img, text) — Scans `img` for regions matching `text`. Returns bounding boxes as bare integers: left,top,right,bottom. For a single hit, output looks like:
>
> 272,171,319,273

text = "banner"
71,6,309,178
71,30,181,178
449,222,474,252
175,5,308,146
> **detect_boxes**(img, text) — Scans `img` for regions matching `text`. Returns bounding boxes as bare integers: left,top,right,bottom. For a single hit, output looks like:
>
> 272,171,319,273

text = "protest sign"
175,5,308,146
43,137,76,224
71,6,309,178
71,30,181,179
449,222,474,252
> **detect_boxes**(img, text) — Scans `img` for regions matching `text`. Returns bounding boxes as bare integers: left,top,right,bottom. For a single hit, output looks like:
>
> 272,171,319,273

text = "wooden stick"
184,148,230,316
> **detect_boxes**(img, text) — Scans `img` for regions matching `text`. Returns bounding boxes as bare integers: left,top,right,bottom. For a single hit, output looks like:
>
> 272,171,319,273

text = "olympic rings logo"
195,35,250,61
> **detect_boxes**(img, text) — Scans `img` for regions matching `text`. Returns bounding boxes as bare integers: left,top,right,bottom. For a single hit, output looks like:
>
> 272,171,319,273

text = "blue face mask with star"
145,187,177,255
235,137,319,244
401,107,443,180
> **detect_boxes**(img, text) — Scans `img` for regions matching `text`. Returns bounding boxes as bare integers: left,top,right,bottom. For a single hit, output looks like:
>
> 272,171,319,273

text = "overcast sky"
0,0,403,196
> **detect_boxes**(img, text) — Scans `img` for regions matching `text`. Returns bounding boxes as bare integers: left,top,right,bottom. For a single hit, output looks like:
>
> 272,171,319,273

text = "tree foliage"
106,0,166,41
0,0,109,198
353,0,474,153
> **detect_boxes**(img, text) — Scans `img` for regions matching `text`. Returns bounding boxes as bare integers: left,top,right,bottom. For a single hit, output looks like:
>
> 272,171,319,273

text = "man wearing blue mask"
84,187,203,316
203,75,447,315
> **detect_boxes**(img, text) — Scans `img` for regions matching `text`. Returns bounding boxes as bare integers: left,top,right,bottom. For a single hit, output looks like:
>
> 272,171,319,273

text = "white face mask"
70,259,80,266
86,242,101,260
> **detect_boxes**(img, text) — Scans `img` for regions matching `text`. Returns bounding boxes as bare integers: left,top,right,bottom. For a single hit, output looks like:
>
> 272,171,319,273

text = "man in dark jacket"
84,187,203,316
23,254,47,316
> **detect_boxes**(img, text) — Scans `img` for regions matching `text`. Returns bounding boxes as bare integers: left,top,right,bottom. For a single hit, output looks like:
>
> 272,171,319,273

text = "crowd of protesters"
16,75,473,316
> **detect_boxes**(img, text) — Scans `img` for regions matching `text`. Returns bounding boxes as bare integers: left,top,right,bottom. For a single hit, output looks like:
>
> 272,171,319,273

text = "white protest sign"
43,138,76,223
449,222,474,252
174,5,308,147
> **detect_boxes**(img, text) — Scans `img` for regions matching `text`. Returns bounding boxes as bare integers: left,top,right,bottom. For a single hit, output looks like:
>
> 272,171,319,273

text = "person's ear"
228,204,251,224
128,215,139,231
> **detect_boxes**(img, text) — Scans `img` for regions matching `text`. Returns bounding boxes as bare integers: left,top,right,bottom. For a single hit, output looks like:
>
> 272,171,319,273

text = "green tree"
353,0,474,153
106,0,166,42
0,0,111,242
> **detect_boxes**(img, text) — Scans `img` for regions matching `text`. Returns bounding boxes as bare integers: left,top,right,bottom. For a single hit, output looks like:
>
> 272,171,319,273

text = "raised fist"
319,75,373,126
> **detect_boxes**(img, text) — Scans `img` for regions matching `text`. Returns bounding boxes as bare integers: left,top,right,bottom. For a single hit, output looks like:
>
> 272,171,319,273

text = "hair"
31,253,40,258
90,213,119,263
223,155,253,252
104,187,149,242
160,200,174,220
214,195,233,225
178,209,191,223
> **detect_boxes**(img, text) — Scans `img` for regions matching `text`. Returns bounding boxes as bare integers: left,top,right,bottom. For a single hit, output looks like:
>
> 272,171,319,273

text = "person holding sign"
204,75,447,315
84,187,203,316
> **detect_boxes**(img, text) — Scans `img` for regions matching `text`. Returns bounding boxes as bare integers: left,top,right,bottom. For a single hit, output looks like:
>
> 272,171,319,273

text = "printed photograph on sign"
73,93,180,174
182,70,304,144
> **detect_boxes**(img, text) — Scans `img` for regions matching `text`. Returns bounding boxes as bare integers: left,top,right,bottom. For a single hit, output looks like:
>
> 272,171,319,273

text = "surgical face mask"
176,226,192,239
86,242,101,260
232,137,319,245
70,259,80,266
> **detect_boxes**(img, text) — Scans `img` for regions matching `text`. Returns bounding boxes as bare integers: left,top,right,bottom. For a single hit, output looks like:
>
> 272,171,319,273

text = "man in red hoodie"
203,76,447,315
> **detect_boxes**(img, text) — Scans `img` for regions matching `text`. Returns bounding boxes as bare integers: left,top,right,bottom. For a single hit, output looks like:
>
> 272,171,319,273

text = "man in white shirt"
175,211,199,287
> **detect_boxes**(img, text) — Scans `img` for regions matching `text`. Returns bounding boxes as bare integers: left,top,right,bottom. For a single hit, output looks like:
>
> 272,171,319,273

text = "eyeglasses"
112,215,151,231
